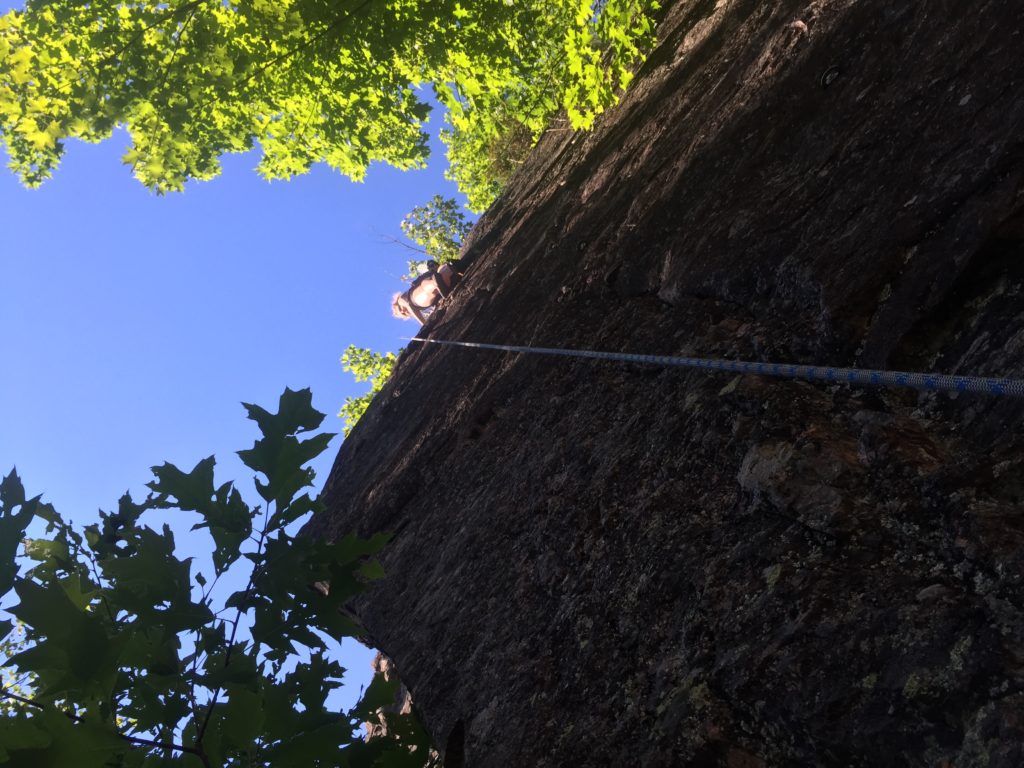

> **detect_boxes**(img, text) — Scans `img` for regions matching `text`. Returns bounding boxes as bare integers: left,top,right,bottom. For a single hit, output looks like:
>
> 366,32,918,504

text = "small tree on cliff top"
394,194,474,279
400,195,472,267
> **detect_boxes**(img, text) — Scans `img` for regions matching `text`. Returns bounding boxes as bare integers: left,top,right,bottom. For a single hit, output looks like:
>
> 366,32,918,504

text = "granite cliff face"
310,1,1024,764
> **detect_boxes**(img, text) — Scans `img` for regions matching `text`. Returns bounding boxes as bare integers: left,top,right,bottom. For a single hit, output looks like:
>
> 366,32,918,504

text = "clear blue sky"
0,0,473,709
0,126,463,516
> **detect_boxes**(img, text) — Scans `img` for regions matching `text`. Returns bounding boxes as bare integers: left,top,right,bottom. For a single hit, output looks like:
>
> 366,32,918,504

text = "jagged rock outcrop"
310,1,1024,765
363,653,442,766
362,653,415,742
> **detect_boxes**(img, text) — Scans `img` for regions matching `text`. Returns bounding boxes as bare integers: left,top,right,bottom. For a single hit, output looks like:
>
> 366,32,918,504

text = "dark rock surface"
310,1,1024,764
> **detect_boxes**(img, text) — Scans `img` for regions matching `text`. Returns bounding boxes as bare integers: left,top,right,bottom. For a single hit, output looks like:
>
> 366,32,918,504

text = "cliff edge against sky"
310,1,1024,764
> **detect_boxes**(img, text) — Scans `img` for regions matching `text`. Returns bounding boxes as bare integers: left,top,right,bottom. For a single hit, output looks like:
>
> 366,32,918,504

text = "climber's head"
392,291,412,320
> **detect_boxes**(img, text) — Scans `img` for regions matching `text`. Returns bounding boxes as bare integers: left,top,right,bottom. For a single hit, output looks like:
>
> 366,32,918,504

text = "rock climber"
391,259,464,324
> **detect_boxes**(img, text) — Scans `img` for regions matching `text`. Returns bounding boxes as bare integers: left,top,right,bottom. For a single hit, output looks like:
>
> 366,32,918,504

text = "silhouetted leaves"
0,389,425,767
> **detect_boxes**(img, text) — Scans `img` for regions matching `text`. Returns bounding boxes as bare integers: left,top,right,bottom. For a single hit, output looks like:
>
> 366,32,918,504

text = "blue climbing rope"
407,338,1024,397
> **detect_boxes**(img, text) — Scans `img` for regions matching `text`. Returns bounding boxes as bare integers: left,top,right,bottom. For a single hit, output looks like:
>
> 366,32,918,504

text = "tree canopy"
0,0,658,203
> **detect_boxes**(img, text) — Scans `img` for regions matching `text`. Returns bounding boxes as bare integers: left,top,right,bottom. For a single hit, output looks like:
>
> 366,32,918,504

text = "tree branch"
227,0,378,95
6,0,207,96
195,502,271,744
377,233,428,255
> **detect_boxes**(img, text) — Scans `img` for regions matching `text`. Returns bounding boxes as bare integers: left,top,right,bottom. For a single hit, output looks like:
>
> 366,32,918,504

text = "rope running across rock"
406,338,1024,398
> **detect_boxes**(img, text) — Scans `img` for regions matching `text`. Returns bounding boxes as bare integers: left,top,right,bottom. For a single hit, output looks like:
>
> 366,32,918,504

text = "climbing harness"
404,263,463,308
406,338,1024,398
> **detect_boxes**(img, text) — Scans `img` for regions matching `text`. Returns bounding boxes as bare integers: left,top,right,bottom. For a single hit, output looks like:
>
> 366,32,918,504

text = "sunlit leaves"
563,0,660,126
441,0,660,209
0,0,433,191
400,195,471,273
339,347,398,436
0,389,422,766
0,0,659,204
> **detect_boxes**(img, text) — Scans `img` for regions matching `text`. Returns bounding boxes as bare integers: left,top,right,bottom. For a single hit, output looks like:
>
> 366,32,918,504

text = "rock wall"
310,1,1024,764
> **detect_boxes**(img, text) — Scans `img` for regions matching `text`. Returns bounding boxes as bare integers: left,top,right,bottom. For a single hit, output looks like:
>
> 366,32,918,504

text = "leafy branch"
0,0,660,199
339,347,399,436
0,388,433,767
1,688,208,762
